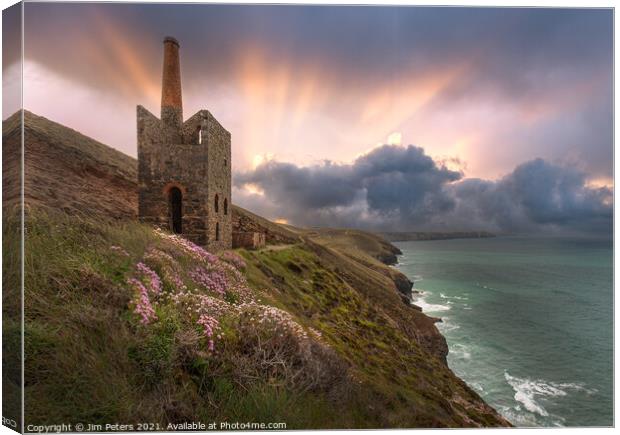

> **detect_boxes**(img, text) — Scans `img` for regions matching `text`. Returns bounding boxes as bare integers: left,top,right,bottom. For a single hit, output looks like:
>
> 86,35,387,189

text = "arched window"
224,198,228,215
215,222,220,241
214,194,219,213
169,187,183,234
196,126,202,144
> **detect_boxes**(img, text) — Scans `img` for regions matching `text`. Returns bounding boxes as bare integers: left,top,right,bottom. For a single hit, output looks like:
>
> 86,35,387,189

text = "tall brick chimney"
161,36,183,128
139,35,233,251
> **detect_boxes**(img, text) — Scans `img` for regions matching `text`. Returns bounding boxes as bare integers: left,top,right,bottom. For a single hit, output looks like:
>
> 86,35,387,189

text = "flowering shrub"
197,314,219,351
153,228,218,263
114,229,351,400
122,229,309,354
136,262,162,295
144,248,186,292
189,266,227,296
238,303,308,340
221,251,247,270
128,278,157,324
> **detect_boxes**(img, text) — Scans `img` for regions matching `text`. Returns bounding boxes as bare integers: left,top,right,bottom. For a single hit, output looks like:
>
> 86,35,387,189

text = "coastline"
381,231,496,243
389,245,511,423
392,236,612,427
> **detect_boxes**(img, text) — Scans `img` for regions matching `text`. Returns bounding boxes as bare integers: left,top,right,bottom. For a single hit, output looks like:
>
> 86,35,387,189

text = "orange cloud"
72,10,160,106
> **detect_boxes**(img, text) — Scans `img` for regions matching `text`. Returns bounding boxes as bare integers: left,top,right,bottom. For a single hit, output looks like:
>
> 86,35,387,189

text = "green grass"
14,210,364,428
240,245,509,427
6,208,509,429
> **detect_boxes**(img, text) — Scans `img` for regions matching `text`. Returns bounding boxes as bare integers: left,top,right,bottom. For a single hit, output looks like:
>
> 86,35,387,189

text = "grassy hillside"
8,209,353,427
3,111,137,219
5,209,508,428
305,228,403,264
3,111,510,428
299,228,414,301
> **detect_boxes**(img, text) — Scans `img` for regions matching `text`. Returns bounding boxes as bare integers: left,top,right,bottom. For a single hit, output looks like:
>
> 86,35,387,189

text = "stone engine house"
138,36,232,251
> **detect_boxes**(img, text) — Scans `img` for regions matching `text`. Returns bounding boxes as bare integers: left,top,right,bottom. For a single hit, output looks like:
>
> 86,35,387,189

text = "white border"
0,1,615,435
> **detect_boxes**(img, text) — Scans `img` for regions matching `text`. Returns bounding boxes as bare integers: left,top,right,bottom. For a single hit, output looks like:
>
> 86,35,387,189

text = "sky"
3,3,614,234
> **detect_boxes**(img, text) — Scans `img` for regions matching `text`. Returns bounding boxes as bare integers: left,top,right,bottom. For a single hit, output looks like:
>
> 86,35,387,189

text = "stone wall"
233,232,266,250
137,106,232,251
204,111,232,251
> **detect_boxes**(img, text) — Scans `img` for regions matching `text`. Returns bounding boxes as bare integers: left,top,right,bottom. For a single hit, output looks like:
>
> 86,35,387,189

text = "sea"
394,236,613,427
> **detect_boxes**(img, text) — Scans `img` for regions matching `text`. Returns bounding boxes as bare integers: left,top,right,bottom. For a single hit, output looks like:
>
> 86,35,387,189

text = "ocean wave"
439,293,468,301
496,405,542,427
504,372,597,419
436,318,460,333
450,343,471,360
412,295,451,313
471,382,484,392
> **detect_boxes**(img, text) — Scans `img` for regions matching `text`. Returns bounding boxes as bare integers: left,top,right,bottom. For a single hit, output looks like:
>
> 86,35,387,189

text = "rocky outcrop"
373,244,402,265
391,271,414,301
408,313,449,363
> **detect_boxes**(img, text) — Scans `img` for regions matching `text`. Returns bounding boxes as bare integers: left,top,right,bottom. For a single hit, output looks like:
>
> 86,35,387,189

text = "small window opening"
214,194,219,213
224,198,228,215
169,187,183,234
197,126,202,144
215,222,220,241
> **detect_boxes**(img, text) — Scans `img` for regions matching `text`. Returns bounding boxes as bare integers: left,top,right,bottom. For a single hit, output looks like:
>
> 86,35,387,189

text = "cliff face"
3,111,510,428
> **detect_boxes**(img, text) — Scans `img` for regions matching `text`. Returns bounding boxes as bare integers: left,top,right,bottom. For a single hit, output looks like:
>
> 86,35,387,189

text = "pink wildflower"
190,266,228,296
136,262,162,295
221,251,247,270
143,248,186,291
153,228,218,263
238,302,308,339
128,278,157,324
197,313,219,351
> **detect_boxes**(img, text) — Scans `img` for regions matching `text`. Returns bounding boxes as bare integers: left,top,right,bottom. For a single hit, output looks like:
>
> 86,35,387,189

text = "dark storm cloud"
20,4,613,179
353,145,461,219
235,148,612,235
236,160,360,209
236,144,462,229
22,4,612,99
236,144,461,218
448,159,613,234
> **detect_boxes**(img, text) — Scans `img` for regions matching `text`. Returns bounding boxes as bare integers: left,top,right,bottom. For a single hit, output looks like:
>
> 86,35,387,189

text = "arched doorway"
169,187,183,234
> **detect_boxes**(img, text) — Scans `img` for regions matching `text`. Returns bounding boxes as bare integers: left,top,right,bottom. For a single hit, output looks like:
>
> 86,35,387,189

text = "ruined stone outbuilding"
232,231,266,250
137,36,232,251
